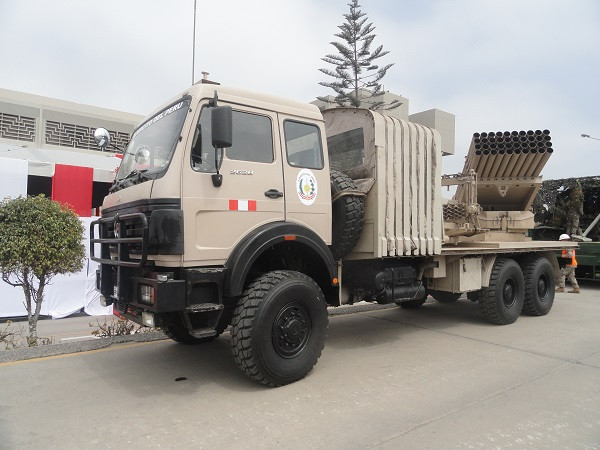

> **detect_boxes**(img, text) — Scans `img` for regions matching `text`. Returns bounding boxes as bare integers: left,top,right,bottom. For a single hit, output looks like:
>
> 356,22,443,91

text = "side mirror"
94,128,112,149
210,106,232,188
211,106,232,149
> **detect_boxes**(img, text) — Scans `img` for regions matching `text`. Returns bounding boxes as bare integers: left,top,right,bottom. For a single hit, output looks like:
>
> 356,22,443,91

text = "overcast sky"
0,0,598,178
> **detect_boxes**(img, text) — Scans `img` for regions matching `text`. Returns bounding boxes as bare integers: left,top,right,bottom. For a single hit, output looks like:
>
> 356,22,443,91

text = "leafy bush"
0,196,85,346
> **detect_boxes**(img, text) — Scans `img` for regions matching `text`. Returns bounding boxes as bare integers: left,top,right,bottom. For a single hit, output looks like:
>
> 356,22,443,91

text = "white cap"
559,234,570,241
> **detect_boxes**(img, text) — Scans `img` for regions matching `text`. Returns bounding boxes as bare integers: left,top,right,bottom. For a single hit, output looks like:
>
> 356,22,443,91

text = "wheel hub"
283,319,303,343
537,275,548,300
273,303,311,358
503,280,516,308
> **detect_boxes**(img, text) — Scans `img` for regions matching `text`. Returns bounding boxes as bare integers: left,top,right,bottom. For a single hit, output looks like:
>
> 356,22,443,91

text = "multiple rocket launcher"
454,129,555,214
464,129,553,179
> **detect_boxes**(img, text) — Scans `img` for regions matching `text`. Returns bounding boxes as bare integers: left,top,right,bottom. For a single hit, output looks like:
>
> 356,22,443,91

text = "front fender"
223,222,337,297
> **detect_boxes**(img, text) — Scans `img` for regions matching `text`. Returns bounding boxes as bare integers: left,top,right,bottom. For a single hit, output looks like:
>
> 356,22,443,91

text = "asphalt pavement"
0,287,599,448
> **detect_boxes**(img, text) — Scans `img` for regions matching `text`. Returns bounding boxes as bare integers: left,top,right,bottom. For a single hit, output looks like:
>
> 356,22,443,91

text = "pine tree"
318,0,400,110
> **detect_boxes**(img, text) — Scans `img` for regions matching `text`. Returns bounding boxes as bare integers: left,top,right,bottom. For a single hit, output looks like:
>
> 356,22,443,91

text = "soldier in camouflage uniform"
566,181,584,237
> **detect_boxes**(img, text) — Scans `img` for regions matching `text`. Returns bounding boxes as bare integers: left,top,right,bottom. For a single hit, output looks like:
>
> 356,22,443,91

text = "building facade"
0,88,143,213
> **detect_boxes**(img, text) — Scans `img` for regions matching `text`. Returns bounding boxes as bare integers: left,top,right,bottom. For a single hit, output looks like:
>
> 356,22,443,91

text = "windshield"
115,97,190,181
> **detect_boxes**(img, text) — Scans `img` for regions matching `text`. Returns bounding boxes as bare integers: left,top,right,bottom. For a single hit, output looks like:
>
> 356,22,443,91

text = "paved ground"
1,287,599,449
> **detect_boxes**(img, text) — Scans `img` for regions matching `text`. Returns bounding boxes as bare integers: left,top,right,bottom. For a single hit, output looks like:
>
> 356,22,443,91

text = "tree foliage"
318,0,400,110
0,195,85,345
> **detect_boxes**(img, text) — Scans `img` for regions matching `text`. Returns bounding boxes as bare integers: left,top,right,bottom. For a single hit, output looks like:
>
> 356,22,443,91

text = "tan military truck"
91,81,573,386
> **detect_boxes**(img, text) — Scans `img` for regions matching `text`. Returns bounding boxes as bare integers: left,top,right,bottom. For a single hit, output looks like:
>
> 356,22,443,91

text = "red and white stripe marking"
229,199,257,211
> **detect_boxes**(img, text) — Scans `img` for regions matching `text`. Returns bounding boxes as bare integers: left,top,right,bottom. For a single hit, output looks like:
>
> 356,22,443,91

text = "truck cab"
92,82,341,386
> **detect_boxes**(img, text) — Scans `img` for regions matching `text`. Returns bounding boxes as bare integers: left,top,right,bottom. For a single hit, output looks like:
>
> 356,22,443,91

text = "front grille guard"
90,212,149,268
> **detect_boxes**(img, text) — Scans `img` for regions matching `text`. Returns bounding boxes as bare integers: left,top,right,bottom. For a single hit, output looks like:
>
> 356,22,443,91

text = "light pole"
581,133,600,141
192,0,197,85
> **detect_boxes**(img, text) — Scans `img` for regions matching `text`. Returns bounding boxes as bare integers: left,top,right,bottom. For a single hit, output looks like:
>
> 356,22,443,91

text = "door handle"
264,189,283,199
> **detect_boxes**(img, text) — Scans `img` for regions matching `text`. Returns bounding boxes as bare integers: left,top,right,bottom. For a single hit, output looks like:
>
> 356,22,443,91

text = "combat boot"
568,288,580,294
555,287,564,293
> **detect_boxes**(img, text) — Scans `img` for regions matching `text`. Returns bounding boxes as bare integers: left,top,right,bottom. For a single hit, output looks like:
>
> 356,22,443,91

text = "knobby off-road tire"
330,170,364,260
430,291,462,303
478,258,525,325
230,270,328,387
162,309,233,345
521,256,555,316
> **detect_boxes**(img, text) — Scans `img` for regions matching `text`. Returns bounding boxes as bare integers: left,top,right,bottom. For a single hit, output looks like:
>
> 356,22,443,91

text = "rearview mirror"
94,128,111,149
211,106,232,149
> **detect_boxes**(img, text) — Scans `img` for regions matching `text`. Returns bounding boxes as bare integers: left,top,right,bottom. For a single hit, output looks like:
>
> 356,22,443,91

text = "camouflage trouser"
559,266,579,289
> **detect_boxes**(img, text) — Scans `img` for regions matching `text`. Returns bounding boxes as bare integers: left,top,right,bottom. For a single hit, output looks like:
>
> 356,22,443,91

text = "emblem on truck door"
296,169,318,206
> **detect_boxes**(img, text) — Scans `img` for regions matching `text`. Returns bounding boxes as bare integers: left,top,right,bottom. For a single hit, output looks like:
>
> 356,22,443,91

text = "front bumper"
97,272,186,314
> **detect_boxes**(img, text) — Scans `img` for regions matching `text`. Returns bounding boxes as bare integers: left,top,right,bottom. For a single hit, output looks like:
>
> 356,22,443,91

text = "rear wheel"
521,256,555,316
230,270,328,386
478,258,525,325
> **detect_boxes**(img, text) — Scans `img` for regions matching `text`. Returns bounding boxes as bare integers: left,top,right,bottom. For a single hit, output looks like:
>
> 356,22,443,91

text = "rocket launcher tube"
524,149,545,177
516,148,538,177
489,149,506,178
509,147,530,177
495,148,513,177
504,147,522,177
482,150,498,178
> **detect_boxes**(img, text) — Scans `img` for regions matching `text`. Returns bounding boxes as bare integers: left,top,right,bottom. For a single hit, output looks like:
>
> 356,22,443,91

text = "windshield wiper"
109,169,151,193
124,168,149,182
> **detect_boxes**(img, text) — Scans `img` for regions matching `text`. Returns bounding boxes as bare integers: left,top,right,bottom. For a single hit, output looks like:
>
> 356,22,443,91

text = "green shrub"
0,195,85,346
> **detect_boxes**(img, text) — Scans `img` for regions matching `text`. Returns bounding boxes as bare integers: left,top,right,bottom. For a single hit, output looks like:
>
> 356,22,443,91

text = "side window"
191,108,215,173
227,111,273,163
191,108,273,173
284,121,324,169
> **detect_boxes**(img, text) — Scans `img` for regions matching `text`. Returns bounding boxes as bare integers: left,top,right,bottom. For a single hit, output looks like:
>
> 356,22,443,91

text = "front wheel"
230,270,328,387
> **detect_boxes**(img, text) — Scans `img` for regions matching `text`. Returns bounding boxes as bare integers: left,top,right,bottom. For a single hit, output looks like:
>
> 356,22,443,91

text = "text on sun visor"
132,101,185,139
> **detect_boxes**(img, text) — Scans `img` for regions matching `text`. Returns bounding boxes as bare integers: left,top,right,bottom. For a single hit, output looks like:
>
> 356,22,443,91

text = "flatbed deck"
440,241,577,256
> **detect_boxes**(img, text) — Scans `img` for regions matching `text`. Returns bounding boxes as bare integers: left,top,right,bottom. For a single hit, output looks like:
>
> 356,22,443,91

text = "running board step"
191,328,218,339
186,303,223,313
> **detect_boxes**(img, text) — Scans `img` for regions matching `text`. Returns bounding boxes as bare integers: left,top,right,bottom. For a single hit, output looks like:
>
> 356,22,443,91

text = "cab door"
278,115,331,244
182,102,284,265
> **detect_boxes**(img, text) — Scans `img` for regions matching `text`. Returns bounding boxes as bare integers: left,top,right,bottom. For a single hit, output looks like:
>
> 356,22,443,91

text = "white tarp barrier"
0,217,111,318
0,157,28,199
0,144,121,182
83,218,112,316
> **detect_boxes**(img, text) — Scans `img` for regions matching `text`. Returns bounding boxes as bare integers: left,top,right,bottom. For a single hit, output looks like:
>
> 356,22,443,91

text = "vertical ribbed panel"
374,113,442,257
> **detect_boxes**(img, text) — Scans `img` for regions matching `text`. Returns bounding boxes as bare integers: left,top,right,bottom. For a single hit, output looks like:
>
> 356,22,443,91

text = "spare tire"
330,170,364,260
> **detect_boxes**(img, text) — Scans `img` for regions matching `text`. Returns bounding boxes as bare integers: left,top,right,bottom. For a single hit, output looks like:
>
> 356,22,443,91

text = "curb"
0,331,167,363
0,303,397,363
